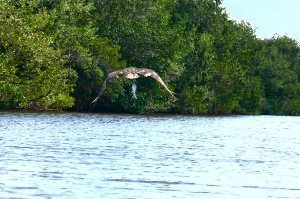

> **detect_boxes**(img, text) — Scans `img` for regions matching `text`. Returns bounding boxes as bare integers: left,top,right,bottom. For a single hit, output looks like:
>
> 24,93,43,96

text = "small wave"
11,186,39,190
5,146,34,149
203,184,300,191
241,185,300,191
105,178,195,185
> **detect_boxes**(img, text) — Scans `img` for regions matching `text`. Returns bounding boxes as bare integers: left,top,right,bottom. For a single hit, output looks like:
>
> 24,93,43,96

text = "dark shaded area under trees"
1,0,299,115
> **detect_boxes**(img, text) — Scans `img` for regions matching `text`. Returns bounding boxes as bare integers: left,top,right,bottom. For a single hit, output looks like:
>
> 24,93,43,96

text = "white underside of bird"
126,73,139,79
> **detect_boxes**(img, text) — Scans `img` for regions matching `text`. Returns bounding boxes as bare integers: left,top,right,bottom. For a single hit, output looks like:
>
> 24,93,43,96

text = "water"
0,112,300,199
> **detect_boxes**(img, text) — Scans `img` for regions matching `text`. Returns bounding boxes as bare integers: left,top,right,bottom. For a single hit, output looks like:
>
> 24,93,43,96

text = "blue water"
0,112,300,198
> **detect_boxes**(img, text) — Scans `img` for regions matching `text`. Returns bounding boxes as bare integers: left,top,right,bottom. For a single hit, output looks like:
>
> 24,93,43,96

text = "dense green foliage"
1,0,299,115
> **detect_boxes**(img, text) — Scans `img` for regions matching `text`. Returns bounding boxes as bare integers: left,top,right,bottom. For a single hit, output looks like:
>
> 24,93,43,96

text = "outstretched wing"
137,68,176,98
91,69,127,105
91,78,108,105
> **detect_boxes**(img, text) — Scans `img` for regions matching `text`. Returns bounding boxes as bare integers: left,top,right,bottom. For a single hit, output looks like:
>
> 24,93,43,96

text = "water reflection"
0,112,300,198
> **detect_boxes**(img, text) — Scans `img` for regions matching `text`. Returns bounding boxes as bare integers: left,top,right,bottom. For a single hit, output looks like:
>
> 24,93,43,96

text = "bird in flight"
91,67,176,105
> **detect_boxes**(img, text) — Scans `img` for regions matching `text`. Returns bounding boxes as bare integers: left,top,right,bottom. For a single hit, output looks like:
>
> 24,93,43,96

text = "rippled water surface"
0,112,300,198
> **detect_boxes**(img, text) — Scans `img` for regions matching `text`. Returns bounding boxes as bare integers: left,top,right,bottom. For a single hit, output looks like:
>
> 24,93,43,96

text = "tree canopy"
1,0,299,115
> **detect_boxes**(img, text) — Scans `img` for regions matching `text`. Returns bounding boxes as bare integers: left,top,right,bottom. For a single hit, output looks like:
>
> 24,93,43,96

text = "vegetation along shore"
1,0,299,115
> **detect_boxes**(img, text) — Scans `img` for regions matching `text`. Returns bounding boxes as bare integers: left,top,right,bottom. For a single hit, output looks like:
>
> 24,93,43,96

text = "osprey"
91,67,176,105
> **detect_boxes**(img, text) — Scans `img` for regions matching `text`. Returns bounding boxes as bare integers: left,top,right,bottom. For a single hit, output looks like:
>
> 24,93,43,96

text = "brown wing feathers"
137,69,175,98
